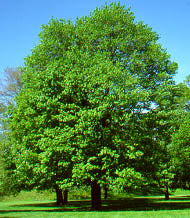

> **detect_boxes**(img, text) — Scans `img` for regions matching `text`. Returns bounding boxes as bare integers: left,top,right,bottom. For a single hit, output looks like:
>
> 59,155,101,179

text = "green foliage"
171,112,190,188
0,134,16,196
168,75,190,189
7,2,179,198
178,75,190,111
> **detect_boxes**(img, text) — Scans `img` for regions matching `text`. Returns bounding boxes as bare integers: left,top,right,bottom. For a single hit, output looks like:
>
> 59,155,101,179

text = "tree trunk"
55,186,64,205
91,180,101,209
104,186,108,199
164,186,169,200
63,189,69,204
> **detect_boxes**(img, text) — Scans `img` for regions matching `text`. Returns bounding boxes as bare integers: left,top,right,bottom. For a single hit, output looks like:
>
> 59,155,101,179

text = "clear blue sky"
0,0,189,83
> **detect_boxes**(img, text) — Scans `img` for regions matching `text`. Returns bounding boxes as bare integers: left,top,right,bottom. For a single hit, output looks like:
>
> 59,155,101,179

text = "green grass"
1,189,190,217
1,200,190,218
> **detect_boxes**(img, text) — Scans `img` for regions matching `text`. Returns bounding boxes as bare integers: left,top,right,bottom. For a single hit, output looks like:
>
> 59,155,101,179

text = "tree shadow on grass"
102,196,190,211
0,217,18,218
11,200,92,211
1,195,190,215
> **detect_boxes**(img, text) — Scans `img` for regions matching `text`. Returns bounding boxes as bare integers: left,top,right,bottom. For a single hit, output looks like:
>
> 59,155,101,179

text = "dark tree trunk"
164,186,169,200
104,186,108,199
55,186,64,205
91,180,101,209
63,189,69,204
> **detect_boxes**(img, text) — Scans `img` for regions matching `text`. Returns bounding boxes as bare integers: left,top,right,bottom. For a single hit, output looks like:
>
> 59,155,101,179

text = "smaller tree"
0,67,22,104
171,112,190,189
0,67,22,131
177,75,190,111
0,67,22,196
170,75,190,189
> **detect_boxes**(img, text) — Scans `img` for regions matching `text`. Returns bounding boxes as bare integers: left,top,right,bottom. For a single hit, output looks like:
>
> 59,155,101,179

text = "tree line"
0,3,189,209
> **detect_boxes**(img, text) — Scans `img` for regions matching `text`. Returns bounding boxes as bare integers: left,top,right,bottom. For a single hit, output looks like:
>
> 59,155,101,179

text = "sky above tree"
0,0,189,83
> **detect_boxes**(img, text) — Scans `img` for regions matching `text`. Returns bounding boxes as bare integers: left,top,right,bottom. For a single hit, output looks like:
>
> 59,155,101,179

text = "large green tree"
8,3,179,209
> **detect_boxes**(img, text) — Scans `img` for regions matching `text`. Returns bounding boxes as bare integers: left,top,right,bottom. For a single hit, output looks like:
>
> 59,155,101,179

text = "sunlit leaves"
8,2,179,194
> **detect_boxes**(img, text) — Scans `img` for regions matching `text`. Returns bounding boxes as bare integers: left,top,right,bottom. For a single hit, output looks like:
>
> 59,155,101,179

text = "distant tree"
8,3,180,209
0,67,22,196
171,112,190,188
171,75,190,189
178,75,190,111
0,67,22,130
0,67,22,104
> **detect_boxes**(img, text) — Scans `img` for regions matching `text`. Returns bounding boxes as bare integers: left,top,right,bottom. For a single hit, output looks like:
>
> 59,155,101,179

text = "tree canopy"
7,3,181,208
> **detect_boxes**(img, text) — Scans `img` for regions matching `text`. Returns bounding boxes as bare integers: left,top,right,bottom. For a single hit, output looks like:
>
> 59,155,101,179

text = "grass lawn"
1,190,190,218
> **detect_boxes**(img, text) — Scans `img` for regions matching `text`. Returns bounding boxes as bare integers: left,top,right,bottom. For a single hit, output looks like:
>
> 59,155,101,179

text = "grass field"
1,189,190,218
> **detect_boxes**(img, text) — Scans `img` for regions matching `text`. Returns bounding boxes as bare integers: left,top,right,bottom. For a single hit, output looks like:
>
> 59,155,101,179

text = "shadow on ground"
1,195,190,215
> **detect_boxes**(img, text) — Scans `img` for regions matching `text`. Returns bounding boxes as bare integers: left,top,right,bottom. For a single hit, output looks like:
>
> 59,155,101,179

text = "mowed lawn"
1,191,190,218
